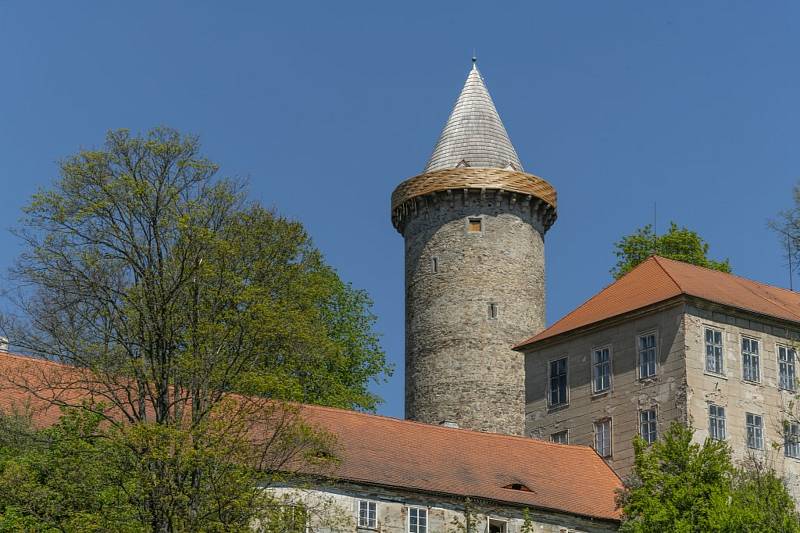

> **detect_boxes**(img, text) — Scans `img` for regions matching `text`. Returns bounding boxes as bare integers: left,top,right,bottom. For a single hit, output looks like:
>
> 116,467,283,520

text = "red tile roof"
516,255,800,349
0,351,622,522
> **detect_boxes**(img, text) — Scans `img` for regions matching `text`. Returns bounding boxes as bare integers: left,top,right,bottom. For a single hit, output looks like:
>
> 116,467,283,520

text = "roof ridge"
651,255,686,292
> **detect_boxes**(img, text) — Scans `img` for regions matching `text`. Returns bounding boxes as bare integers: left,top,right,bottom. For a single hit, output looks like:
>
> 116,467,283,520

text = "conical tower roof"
424,62,523,173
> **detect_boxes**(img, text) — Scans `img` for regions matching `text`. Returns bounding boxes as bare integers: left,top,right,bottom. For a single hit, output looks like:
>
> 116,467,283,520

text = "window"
594,419,612,458
358,500,376,528
741,337,760,382
705,327,724,374
488,303,498,319
786,422,800,459
408,507,427,533
488,519,507,533
640,409,657,444
746,413,763,450
550,430,568,444
779,345,797,391
548,358,568,407
592,346,611,393
709,404,726,441
468,218,482,233
265,504,307,533
638,333,657,379
431,257,439,274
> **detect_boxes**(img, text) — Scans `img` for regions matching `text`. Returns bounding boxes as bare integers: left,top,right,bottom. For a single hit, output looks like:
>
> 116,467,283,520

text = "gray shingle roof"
424,63,523,173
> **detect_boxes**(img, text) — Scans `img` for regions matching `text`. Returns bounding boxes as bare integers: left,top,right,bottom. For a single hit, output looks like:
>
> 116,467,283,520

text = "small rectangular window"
408,507,427,533
638,333,657,379
786,422,800,459
640,409,657,444
705,327,724,375
742,337,760,382
779,345,797,391
488,519,507,533
592,346,611,393
746,413,763,450
550,430,568,444
431,257,439,274
709,404,726,441
488,303,498,319
594,418,612,458
358,500,377,528
467,218,482,233
548,358,568,407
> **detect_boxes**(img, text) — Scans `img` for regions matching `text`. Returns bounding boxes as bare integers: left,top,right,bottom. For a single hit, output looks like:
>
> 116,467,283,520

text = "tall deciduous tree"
0,127,390,531
617,423,799,533
611,222,730,279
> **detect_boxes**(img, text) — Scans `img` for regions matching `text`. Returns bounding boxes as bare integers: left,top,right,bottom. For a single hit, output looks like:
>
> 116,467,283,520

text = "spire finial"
472,49,477,67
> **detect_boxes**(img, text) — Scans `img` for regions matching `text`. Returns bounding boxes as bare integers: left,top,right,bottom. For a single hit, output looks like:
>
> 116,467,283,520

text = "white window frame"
407,506,427,533
708,404,726,441
741,336,760,383
704,326,724,375
746,412,764,450
640,408,658,445
358,499,377,528
547,356,569,408
786,422,800,459
594,418,612,458
550,429,569,444
637,331,658,379
778,345,797,392
487,518,508,533
591,345,612,394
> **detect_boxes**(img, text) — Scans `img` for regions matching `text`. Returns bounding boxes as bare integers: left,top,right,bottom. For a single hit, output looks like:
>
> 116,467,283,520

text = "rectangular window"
358,500,377,528
741,337,760,382
746,413,763,450
592,346,611,393
550,430,568,444
705,327,724,375
431,257,439,274
548,358,568,407
488,519,507,533
786,422,800,459
779,345,797,391
408,507,427,533
638,333,657,379
594,419,612,458
640,409,657,444
488,303,498,319
468,218,482,233
709,404,726,441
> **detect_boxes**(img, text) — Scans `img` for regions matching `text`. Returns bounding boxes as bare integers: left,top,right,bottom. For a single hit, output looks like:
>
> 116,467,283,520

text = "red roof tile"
516,256,800,349
0,351,622,522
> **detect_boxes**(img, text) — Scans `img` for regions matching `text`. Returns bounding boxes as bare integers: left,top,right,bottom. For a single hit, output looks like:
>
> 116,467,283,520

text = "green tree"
611,222,730,279
0,127,390,531
617,423,799,533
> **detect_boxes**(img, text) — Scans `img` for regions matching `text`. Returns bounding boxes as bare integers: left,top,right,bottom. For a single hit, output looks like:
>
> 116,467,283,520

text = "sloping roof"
0,351,622,522
516,255,800,349
301,404,621,521
424,63,523,173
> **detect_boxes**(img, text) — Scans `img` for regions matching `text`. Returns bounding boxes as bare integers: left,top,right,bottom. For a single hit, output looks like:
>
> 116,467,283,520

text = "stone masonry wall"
401,188,547,435
524,303,688,477
269,482,618,532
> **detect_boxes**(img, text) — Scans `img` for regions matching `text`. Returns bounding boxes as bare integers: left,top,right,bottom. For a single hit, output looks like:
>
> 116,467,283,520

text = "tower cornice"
391,167,557,233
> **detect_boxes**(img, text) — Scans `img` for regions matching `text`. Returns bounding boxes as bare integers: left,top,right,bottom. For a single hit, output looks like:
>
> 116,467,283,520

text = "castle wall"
683,303,800,501
401,189,547,435
268,482,619,532
523,303,688,478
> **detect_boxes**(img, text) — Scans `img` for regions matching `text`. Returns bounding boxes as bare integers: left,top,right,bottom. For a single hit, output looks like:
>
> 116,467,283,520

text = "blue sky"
1,2,799,418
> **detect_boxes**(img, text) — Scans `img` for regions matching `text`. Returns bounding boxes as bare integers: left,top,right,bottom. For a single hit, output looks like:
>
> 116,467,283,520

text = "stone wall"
269,481,619,532
523,302,688,477
400,188,547,435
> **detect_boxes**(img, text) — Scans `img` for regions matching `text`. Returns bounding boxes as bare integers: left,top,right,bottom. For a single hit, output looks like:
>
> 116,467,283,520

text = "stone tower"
391,61,557,435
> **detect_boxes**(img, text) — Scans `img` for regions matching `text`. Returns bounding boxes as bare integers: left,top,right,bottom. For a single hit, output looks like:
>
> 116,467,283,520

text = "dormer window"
502,482,532,492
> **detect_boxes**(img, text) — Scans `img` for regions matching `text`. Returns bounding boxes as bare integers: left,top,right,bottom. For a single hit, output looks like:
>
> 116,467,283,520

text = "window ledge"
547,403,570,413
703,371,727,380
741,379,761,386
638,376,658,385
591,390,611,399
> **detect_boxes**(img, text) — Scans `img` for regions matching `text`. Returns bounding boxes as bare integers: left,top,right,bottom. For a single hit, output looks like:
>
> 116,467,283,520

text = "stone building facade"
518,256,800,498
392,61,557,435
